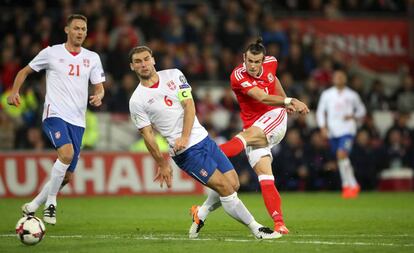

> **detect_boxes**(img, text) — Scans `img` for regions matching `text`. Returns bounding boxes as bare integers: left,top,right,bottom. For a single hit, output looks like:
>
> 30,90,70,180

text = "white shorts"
245,108,287,168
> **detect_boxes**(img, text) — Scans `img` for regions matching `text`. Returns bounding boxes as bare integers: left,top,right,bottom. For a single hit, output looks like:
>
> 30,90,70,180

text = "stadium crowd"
0,0,413,191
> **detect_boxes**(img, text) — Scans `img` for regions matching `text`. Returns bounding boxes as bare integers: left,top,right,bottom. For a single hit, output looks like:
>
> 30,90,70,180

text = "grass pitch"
1,192,413,253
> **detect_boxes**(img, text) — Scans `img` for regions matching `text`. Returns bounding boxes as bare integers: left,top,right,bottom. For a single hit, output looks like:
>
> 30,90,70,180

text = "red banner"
0,152,206,198
287,19,410,71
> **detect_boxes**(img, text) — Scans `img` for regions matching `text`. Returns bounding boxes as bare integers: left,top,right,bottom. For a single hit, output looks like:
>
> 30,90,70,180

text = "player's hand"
173,136,189,153
291,98,310,115
154,165,173,188
7,92,21,107
89,94,102,107
285,104,296,114
344,115,355,121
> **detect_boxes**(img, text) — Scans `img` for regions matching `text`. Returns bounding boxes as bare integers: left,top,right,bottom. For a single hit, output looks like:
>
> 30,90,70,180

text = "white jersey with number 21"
29,43,105,127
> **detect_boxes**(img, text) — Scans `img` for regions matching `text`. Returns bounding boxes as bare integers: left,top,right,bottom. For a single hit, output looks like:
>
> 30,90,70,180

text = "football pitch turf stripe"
1,234,413,247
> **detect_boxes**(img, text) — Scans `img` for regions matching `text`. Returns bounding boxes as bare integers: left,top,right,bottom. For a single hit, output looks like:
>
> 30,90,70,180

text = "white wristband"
284,97,292,106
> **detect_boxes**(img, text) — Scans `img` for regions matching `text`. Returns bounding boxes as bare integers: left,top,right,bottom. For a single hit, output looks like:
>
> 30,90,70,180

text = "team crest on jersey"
83,59,90,68
200,169,208,177
59,58,65,63
55,131,61,139
267,73,274,82
167,80,176,90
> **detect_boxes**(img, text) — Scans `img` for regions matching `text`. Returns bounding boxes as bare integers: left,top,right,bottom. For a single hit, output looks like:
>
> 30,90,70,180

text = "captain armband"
178,88,192,102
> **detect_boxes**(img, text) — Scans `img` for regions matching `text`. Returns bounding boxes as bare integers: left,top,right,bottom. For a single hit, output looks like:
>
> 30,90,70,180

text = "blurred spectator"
274,128,307,191
350,129,380,190
303,129,339,190
108,73,137,113
366,79,391,111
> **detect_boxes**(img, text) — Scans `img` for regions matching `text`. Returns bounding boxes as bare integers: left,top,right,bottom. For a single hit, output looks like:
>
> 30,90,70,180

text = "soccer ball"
15,216,46,245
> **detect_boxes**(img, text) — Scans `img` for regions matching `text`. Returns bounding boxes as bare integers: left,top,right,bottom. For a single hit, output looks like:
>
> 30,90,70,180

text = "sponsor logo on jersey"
240,81,253,88
55,131,61,139
83,59,90,68
267,73,274,82
200,169,208,177
167,80,176,90
179,75,187,84
179,84,190,89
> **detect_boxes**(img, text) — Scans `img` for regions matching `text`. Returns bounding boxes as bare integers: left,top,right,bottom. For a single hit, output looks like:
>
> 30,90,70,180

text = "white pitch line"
1,234,413,247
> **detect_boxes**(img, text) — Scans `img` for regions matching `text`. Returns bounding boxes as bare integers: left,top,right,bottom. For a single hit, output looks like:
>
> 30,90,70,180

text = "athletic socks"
27,182,51,212
197,189,221,221
220,192,254,225
45,159,70,207
219,134,246,157
258,175,284,223
338,158,358,188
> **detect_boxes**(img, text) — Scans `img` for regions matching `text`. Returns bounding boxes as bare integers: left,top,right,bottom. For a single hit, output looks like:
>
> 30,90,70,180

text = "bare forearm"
11,69,30,93
181,101,195,138
144,138,168,167
94,84,105,99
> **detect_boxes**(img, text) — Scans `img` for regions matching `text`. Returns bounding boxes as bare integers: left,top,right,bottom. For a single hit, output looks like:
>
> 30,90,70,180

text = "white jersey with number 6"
129,68,208,155
29,43,105,127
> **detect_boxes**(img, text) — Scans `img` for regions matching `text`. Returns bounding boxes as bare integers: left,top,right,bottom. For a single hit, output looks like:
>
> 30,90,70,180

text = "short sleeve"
28,47,50,72
129,99,151,130
175,69,193,101
90,54,106,84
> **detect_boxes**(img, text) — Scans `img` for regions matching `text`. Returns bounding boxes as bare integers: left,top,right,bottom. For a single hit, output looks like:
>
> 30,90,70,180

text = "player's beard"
137,70,153,80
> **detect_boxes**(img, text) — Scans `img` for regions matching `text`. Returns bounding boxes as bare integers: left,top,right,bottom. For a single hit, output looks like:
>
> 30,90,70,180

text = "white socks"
220,192,255,225
27,181,50,212
338,158,358,188
45,159,69,207
197,189,221,221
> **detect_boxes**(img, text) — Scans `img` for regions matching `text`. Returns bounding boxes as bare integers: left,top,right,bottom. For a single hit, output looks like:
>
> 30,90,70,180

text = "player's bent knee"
337,150,348,159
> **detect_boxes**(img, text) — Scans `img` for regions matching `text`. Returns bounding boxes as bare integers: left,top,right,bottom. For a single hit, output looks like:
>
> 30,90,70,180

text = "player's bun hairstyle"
246,37,266,55
129,46,153,62
66,14,87,26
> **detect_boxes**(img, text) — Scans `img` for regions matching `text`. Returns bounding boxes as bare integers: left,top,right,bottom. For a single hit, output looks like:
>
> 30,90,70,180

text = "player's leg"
337,136,359,198
246,108,289,234
205,170,280,239
180,136,280,239
194,169,240,221
43,120,84,224
248,149,289,234
219,108,287,157
219,126,266,157
22,118,72,218
23,159,75,217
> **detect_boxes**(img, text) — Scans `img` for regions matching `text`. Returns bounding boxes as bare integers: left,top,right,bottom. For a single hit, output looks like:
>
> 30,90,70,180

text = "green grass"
1,192,413,253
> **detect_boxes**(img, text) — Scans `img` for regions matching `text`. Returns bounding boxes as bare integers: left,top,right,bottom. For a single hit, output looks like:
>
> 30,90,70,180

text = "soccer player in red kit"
219,38,309,234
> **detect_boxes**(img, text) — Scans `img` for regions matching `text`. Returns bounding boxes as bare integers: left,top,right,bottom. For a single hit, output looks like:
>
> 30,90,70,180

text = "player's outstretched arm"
247,87,309,114
89,83,105,107
139,125,172,188
7,65,34,107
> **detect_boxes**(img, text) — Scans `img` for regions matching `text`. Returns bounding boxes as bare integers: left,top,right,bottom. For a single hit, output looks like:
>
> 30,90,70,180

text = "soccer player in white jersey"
7,14,105,224
128,46,281,239
316,70,366,198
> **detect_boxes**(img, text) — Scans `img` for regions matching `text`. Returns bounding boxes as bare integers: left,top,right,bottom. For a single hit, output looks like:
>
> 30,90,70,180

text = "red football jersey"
230,56,280,129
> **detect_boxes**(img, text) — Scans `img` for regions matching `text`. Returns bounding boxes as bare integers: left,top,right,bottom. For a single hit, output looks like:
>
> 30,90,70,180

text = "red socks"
219,135,246,157
259,176,284,223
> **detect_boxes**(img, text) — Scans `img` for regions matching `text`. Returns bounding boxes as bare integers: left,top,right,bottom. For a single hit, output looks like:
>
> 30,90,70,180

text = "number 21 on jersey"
68,64,80,76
